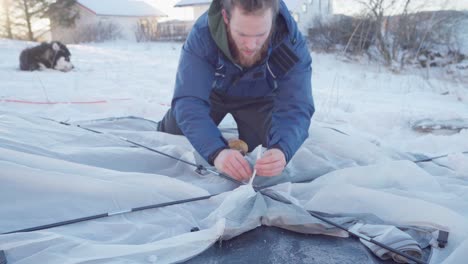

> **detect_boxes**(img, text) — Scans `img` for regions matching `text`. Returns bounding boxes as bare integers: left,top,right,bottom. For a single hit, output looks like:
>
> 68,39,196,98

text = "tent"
0,113,457,263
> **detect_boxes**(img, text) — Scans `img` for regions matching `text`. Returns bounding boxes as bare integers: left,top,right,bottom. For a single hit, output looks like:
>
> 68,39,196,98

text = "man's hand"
254,148,286,177
214,149,252,182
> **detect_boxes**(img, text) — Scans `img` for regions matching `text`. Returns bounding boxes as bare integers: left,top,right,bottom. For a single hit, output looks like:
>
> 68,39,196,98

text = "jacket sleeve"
267,40,315,163
172,26,228,164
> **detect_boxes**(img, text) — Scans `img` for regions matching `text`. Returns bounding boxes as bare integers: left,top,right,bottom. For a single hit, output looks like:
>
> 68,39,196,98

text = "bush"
74,21,122,43
309,15,376,54
308,10,467,68
395,11,467,67
134,18,159,42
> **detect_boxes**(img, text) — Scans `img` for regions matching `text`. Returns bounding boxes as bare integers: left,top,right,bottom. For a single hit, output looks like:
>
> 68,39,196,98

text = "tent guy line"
0,98,171,107
0,98,131,105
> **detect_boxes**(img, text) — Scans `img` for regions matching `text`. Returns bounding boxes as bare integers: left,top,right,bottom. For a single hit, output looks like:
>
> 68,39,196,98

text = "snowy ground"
0,39,468,264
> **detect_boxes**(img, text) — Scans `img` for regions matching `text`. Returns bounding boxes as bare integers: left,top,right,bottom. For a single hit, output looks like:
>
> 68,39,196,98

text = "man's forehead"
229,6,273,31
230,4,273,18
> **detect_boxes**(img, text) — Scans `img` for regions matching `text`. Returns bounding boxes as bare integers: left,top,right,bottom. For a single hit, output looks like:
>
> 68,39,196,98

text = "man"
158,0,314,182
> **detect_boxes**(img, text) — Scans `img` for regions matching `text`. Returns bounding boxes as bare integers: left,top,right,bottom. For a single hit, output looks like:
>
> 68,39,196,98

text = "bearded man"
158,0,314,182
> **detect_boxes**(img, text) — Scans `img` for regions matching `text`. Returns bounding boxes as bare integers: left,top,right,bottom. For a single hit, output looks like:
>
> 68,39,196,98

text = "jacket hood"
208,0,293,64
208,0,233,62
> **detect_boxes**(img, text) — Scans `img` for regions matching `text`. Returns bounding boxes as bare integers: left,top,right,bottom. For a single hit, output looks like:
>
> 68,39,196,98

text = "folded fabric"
349,223,422,263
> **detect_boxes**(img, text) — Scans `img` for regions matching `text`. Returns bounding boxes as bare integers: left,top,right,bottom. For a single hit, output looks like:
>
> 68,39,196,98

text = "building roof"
174,0,211,7
174,0,300,10
77,0,166,17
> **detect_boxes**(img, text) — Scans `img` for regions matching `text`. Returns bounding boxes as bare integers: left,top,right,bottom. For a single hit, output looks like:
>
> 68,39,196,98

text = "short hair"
222,0,279,20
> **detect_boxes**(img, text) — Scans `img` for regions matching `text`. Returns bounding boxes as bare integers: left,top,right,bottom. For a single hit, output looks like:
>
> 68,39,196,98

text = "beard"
227,27,270,68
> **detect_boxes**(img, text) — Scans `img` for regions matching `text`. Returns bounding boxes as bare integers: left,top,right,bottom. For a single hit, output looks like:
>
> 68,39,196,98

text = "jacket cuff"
268,144,289,163
208,146,229,166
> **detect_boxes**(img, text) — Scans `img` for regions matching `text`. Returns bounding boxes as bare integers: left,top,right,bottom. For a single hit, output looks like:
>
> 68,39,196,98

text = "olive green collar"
208,0,234,62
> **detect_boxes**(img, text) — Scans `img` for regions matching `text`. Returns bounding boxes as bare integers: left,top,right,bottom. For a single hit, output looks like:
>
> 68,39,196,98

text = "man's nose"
244,37,257,50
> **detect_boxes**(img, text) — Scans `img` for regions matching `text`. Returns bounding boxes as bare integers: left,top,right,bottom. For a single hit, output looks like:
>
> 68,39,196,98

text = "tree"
47,0,78,28
357,0,401,65
1,0,13,38
309,0,466,68
3,0,77,41
14,0,50,40
356,0,465,68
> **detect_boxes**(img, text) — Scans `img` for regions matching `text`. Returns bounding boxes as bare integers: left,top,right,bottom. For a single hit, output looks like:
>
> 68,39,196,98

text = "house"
291,0,333,36
50,0,166,43
157,20,193,41
173,0,333,36
174,0,211,20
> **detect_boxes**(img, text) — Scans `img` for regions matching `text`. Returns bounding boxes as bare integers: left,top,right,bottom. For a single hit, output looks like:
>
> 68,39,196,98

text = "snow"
0,38,468,264
77,0,166,17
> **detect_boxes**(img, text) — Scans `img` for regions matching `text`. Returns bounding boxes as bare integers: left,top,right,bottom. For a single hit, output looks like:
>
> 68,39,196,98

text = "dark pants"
158,92,273,152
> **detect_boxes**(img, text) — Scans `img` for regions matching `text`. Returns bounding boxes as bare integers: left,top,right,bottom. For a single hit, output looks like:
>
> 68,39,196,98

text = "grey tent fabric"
0,114,455,264
198,182,435,263
349,223,423,263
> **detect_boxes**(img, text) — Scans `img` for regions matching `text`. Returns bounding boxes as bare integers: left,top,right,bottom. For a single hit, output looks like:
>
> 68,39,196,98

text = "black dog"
19,41,74,72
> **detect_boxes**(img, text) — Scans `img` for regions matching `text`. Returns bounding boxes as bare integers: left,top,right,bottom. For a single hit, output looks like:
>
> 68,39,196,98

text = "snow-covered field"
0,39,467,263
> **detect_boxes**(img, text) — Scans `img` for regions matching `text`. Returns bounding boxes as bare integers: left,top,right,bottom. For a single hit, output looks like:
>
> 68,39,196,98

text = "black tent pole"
1,193,217,235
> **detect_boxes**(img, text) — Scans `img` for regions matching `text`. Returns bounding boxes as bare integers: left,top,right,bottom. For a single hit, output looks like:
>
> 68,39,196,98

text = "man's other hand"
254,148,286,177
214,149,252,182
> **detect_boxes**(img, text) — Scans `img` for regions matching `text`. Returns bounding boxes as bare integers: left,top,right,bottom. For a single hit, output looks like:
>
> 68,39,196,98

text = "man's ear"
221,9,229,25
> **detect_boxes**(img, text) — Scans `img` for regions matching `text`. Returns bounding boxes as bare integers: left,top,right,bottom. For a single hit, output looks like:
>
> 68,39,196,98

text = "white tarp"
1,113,467,263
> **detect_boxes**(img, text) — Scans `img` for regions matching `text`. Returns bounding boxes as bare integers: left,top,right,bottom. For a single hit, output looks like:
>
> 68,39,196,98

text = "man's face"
223,6,273,67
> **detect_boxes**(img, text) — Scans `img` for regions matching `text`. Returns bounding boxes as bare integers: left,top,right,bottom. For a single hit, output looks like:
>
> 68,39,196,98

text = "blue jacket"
172,0,314,164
